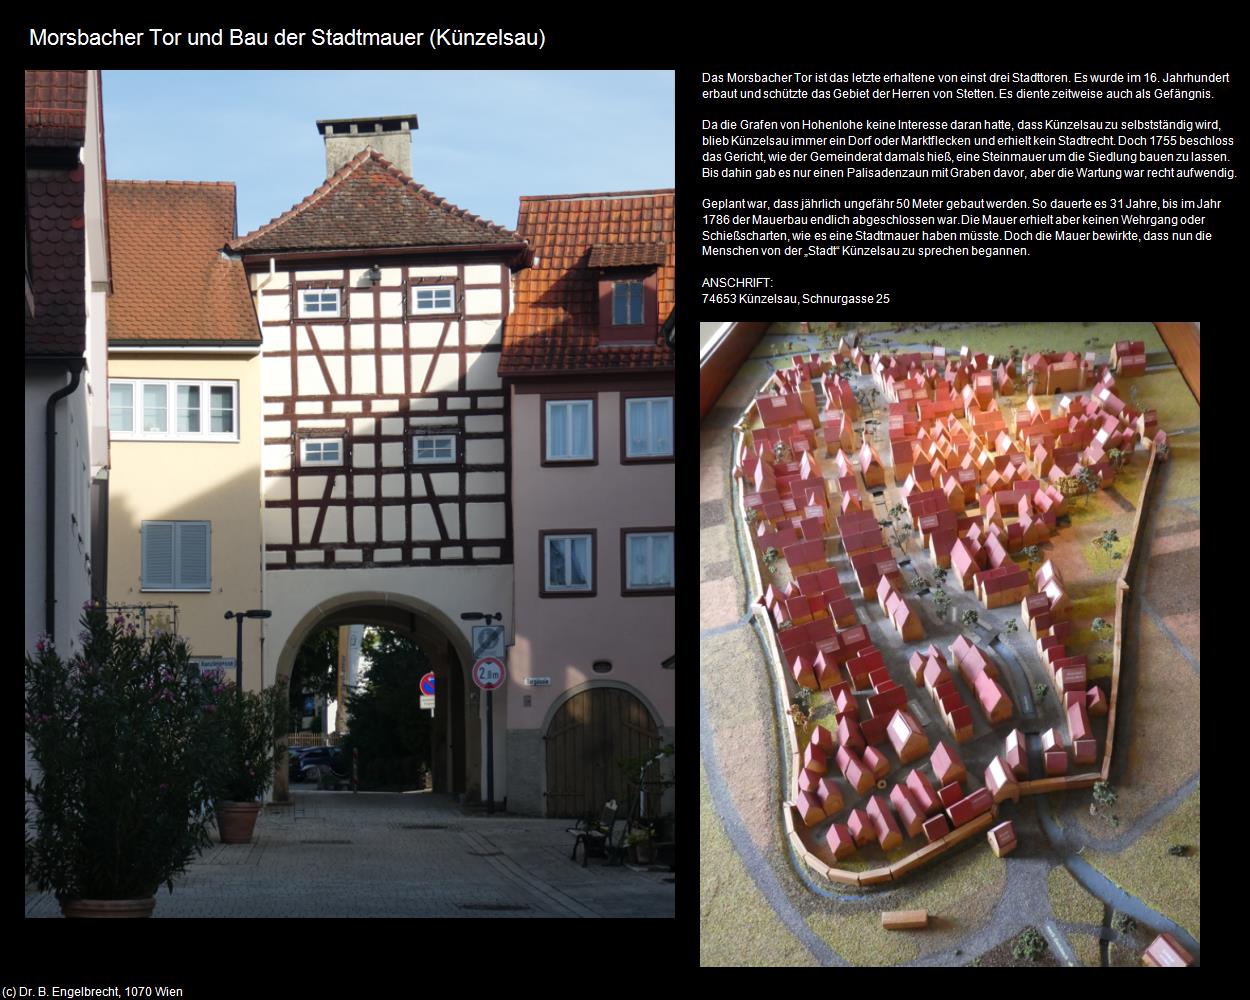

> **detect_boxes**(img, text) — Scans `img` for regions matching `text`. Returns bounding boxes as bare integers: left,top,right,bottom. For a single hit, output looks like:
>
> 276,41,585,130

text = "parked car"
287,747,305,783
299,746,348,782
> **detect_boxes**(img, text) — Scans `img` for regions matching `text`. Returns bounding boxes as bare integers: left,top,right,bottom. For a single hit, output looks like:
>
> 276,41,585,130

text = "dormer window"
591,242,664,345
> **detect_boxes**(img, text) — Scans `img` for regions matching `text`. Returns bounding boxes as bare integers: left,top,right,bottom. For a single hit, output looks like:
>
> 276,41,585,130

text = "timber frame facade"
246,255,518,569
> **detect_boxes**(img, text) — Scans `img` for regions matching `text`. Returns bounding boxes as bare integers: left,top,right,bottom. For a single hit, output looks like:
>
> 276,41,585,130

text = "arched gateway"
268,590,484,799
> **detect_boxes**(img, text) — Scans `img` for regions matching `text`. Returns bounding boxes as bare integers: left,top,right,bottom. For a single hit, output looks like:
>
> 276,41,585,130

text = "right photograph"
700,322,1199,967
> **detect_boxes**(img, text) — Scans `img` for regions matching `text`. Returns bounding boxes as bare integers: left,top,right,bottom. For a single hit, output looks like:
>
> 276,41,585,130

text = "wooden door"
544,687,658,818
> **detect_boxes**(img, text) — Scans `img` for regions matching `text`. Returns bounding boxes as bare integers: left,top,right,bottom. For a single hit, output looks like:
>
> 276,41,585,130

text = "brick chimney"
316,114,418,178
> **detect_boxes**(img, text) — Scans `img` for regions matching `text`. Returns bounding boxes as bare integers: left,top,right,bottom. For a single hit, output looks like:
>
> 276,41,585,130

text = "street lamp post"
224,609,272,692
461,611,503,814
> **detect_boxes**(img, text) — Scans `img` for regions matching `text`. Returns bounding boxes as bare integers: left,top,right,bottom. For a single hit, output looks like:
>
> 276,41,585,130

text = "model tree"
960,609,979,629
1091,780,1117,818
1003,618,1018,635
1091,616,1114,663
1020,545,1043,576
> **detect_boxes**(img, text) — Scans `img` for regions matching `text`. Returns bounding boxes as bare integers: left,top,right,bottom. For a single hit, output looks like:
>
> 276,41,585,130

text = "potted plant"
207,679,279,843
625,826,655,865
24,605,220,917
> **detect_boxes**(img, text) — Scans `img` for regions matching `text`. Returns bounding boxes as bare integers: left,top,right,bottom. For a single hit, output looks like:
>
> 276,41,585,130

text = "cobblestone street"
25,790,675,918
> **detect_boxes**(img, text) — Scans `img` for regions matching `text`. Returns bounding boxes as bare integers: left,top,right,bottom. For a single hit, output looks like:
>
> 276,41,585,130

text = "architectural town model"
700,323,1199,967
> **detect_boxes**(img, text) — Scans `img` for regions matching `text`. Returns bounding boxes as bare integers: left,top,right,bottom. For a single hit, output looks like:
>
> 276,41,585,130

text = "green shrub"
1013,927,1048,962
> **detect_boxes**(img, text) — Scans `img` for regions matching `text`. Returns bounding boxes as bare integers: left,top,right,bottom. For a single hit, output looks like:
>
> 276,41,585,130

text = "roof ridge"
108,179,237,188
519,188,674,202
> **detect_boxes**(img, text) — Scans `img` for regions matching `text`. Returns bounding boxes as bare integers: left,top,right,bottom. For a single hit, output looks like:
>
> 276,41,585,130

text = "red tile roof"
586,242,667,268
27,163,86,356
107,182,258,343
25,70,88,145
500,190,674,375
231,149,520,254
25,71,93,357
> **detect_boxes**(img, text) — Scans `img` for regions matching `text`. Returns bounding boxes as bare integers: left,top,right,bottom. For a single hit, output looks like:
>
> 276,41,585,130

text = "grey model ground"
25,790,675,918
700,325,1199,966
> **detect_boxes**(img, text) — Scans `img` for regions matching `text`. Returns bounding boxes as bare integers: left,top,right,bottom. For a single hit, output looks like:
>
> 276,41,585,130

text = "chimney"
316,114,418,178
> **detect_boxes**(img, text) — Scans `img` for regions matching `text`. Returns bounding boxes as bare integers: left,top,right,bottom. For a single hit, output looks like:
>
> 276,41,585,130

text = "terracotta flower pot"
60,897,155,918
217,801,263,844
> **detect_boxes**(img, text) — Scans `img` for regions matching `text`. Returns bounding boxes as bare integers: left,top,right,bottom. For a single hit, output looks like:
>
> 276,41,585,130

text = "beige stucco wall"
508,385,675,738
106,352,264,690
262,563,513,797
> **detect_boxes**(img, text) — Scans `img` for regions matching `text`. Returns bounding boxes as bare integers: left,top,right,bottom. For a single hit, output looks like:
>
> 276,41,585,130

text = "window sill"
113,434,240,444
622,587,675,597
621,453,674,465
140,588,212,593
539,589,598,599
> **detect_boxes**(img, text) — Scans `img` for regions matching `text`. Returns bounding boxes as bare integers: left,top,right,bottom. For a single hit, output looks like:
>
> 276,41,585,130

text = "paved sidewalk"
24,790,674,918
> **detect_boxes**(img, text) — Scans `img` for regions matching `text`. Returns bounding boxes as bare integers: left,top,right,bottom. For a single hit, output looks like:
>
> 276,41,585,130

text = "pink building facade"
500,191,675,817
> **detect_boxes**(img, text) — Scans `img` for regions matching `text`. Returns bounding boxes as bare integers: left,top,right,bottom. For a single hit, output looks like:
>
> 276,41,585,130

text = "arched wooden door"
544,687,658,818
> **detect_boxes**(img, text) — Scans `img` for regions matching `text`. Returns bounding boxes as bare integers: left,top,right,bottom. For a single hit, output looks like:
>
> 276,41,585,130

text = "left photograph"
25,68,675,918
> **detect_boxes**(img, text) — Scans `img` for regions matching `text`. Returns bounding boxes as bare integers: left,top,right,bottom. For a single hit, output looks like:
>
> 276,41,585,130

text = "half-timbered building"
230,116,531,800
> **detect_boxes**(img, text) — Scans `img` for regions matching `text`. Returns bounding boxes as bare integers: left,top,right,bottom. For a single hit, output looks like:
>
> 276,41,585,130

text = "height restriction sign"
472,657,506,690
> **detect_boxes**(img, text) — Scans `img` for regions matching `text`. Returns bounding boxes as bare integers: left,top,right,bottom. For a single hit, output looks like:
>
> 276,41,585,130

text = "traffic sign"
472,656,506,690
471,624,506,661
419,671,436,696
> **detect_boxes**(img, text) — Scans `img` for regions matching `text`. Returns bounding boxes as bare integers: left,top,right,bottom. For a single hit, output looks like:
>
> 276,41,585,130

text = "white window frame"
410,284,456,315
141,520,212,592
298,288,341,317
543,533,594,593
412,433,457,465
109,381,135,433
301,438,343,467
624,531,675,591
624,396,673,459
545,399,594,462
110,380,239,442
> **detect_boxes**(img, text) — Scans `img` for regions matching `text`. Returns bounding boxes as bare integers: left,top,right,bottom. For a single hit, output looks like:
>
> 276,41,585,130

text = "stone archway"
541,681,662,819
270,591,480,801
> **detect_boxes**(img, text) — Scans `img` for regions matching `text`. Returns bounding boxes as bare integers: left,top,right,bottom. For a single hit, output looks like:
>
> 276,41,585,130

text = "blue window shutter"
177,522,211,589
143,522,175,589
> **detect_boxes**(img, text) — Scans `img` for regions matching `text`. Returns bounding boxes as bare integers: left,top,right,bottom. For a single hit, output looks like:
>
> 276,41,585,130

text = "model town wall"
731,336,1166,888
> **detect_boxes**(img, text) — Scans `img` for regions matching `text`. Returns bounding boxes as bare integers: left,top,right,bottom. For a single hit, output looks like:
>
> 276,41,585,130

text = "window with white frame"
141,521,211,591
109,382,135,432
301,438,343,466
412,433,456,464
624,396,673,459
299,289,341,317
545,399,594,462
543,533,593,593
110,380,238,441
625,531,674,591
411,284,456,315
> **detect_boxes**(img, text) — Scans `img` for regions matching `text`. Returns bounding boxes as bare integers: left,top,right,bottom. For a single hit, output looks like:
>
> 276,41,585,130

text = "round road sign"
472,656,506,691
419,672,436,696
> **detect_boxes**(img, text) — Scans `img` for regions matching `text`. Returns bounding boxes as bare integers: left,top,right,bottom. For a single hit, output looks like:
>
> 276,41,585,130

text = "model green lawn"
1084,788,1200,940
1047,865,1104,925
807,846,1007,967
701,765,817,967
